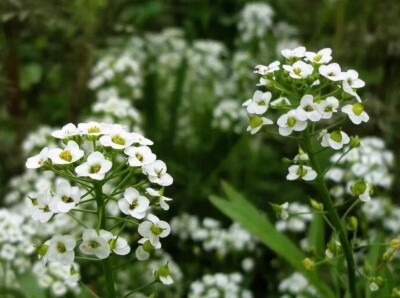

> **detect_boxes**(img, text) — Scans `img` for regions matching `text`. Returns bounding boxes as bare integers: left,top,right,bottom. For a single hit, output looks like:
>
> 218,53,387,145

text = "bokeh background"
0,0,399,297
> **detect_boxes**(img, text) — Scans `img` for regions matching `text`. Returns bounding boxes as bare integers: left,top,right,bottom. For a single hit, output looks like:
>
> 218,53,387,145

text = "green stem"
122,281,157,298
94,184,116,298
303,129,357,298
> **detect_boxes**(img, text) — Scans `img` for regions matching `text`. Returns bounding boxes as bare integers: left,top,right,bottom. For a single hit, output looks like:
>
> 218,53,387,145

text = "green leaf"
210,182,335,298
307,213,325,256
18,271,46,298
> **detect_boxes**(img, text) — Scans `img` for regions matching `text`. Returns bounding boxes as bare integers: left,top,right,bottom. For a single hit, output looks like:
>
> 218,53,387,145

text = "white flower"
99,129,135,150
278,202,289,220
242,90,272,115
51,123,79,139
283,61,313,79
277,110,307,136
317,96,339,119
124,146,156,167
49,181,81,213
99,230,131,256
370,282,379,292
138,214,170,246
254,61,280,75
131,132,154,146
359,185,372,202
78,122,105,136
143,160,173,186
281,46,306,59
48,141,84,165
296,94,321,122
286,165,317,181
246,116,273,134
79,229,110,259
319,63,345,81
156,264,174,285
305,48,332,64
26,147,49,169
75,152,112,180
135,238,161,261
30,192,54,223
341,103,369,124
321,130,350,150
146,188,172,211
118,187,149,219
47,235,76,265
342,70,365,102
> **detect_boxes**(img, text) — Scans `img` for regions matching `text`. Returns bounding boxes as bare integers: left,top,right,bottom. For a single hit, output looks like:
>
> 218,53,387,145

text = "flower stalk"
303,128,357,298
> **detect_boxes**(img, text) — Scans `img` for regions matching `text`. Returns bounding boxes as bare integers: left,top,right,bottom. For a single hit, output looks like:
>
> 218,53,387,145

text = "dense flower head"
25,121,174,286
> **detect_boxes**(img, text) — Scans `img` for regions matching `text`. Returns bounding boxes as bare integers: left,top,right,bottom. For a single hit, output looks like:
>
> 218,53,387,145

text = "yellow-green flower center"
330,131,342,143
352,103,364,116
293,67,301,75
59,150,72,162
88,126,100,133
57,242,66,253
89,240,100,248
112,135,125,145
249,116,262,128
136,153,143,162
151,225,163,235
287,117,296,127
129,200,138,210
62,195,73,203
90,164,101,174
314,54,322,62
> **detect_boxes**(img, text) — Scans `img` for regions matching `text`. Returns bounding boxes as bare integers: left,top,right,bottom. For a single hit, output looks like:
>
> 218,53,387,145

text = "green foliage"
210,182,335,298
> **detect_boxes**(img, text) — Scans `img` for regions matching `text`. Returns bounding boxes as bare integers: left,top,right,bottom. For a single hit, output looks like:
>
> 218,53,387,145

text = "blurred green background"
1,0,400,297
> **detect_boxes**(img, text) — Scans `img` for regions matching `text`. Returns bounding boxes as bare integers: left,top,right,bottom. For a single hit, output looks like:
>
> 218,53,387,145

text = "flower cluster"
278,272,317,297
25,121,174,294
244,46,368,182
212,99,248,133
273,202,313,233
238,3,274,43
171,214,256,257
189,272,252,298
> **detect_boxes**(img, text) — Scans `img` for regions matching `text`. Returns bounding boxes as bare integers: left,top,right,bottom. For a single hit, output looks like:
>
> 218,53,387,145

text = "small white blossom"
283,61,313,79
75,152,112,180
30,192,54,223
246,116,273,134
142,160,173,186
296,94,321,122
341,103,369,124
135,238,161,261
146,188,172,211
321,130,350,150
277,110,307,136
26,147,49,169
242,90,272,115
48,141,84,165
47,234,76,265
51,123,79,139
305,48,332,64
319,63,345,81
99,129,135,150
118,187,149,219
78,122,105,136
138,214,170,246
49,181,81,213
254,61,280,75
124,146,156,167
99,230,131,256
281,46,306,59
317,96,339,119
79,229,110,259
286,165,317,181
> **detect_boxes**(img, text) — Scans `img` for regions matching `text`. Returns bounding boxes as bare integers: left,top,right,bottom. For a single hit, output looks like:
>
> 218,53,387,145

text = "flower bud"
392,287,400,297
347,216,358,232
383,251,394,263
390,239,400,250
302,258,315,271
349,135,360,148
155,263,170,279
37,244,49,257
309,198,323,211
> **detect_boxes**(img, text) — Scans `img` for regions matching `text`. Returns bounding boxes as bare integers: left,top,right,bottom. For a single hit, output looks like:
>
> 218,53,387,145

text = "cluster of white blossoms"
170,214,256,257
91,87,142,127
88,53,143,99
32,261,80,296
237,2,274,43
326,137,394,201
25,121,174,290
21,125,53,156
212,99,248,133
273,202,313,233
244,46,368,182
189,272,252,298
279,272,317,298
